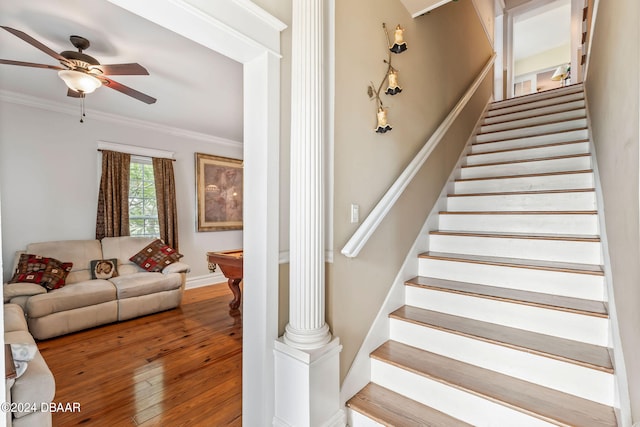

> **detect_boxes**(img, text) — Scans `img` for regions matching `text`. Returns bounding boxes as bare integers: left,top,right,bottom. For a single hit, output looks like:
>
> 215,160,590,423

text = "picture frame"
195,153,243,231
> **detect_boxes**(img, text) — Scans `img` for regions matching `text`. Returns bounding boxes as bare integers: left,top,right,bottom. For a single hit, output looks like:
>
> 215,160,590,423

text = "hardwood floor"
37,284,242,426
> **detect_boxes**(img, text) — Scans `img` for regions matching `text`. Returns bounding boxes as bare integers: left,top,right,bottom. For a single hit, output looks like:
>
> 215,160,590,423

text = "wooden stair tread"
477,116,586,137
461,153,591,169
455,169,593,182
473,127,588,145
448,188,595,197
372,341,617,427
419,251,603,275
406,276,608,316
430,230,600,242
440,210,597,215
391,304,612,371
481,107,586,128
489,85,584,111
467,139,589,156
347,383,473,427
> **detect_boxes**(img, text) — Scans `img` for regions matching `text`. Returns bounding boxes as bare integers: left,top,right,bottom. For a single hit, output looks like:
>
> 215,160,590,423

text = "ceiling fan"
0,26,156,105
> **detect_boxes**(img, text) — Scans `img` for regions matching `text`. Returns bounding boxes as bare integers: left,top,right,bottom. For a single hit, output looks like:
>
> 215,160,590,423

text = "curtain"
96,150,131,239
152,157,179,251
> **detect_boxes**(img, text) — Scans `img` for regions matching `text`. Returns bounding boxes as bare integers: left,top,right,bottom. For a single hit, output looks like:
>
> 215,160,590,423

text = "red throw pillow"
9,254,73,290
129,239,182,273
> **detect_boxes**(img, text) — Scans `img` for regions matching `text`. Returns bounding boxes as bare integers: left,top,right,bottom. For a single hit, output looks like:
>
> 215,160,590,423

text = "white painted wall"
0,97,243,283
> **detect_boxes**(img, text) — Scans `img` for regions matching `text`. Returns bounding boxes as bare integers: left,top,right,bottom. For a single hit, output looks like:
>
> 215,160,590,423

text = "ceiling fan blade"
103,77,156,104
1,26,66,62
94,63,149,76
0,59,63,70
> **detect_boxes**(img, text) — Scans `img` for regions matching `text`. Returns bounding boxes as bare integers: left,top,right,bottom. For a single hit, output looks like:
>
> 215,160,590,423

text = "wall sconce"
368,23,408,133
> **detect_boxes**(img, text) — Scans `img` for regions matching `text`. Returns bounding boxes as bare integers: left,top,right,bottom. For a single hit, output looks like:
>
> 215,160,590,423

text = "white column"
284,0,332,350
274,0,345,425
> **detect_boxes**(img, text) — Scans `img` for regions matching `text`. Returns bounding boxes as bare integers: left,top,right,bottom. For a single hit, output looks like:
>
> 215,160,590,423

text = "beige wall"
514,43,570,77
330,0,493,379
584,0,640,422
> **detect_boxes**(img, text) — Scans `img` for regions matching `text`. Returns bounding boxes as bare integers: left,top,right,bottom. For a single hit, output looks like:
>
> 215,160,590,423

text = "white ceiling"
0,0,244,142
513,0,571,61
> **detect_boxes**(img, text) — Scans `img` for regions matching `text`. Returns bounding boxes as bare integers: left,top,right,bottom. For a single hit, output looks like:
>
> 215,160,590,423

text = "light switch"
350,204,359,223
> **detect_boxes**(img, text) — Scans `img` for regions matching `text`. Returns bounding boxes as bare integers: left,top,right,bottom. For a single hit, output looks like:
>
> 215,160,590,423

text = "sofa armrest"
3,283,46,303
162,262,191,275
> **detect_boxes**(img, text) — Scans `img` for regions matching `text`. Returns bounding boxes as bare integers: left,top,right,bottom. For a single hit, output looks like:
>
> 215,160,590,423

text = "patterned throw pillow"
89,259,119,279
129,239,182,273
9,254,73,290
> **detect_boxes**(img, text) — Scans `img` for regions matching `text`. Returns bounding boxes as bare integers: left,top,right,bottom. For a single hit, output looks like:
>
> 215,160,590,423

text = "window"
129,157,160,237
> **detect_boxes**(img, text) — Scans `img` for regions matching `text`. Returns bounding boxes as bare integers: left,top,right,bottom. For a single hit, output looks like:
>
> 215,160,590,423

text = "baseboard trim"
186,273,226,290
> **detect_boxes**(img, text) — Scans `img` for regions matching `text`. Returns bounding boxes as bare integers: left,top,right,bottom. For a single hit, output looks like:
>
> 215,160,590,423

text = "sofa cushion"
89,258,119,279
129,239,182,272
5,351,55,419
101,236,156,276
109,272,182,299
9,254,73,290
4,303,28,332
26,280,116,319
3,283,47,304
26,240,104,285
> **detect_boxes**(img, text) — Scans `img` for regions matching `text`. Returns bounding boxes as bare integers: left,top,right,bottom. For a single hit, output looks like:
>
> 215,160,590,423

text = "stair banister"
341,53,496,258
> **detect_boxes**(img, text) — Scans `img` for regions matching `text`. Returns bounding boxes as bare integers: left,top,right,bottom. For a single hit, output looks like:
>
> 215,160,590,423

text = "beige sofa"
5,303,55,427
3,236,190,340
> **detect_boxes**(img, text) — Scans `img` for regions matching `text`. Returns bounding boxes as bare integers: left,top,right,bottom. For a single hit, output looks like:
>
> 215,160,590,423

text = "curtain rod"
97,149,176,161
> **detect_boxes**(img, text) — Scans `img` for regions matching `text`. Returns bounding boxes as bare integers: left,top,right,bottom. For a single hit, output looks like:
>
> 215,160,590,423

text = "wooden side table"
5,344,16,380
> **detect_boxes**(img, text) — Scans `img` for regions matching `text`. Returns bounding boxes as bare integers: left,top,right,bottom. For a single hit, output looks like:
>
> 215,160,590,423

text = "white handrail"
341,53,496,258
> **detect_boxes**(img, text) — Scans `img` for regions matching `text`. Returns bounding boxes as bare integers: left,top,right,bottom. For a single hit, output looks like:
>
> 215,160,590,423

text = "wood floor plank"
37,283,242,426
372,341,617,427
391,305,612,372
347,383,473,427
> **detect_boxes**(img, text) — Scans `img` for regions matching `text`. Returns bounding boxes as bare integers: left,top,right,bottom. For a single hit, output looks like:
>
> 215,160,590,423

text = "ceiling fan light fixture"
58,69,102,94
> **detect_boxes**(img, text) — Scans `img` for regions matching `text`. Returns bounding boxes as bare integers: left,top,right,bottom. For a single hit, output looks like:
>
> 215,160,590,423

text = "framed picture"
195,153,243,231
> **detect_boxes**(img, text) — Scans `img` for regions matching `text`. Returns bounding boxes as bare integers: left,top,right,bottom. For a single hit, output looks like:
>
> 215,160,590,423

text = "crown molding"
0,89,243,149
231,0,287,32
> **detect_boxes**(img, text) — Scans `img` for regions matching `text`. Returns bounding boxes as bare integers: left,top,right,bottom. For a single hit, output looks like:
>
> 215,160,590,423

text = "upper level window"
129,157,160,237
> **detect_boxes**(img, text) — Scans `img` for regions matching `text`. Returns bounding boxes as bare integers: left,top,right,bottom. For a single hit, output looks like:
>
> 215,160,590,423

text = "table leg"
227,278,242,309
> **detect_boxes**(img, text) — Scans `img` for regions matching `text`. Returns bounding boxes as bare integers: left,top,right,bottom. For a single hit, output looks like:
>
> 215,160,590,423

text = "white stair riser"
471,129,589,153
476,119,588,143
429,234,602,264
480,109,586,134
459,156,591,179
438,213,598,234
483,100,586,125
453,173,594,194
348,409,385,427
371,360,556,427
446,192,596,211
466,142,590,165
417,258,604,300
390,320,614,405
488,90,584,116
405,287,608,345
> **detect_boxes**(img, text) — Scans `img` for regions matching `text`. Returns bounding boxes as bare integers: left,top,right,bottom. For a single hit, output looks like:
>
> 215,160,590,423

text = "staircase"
346,84,619,426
